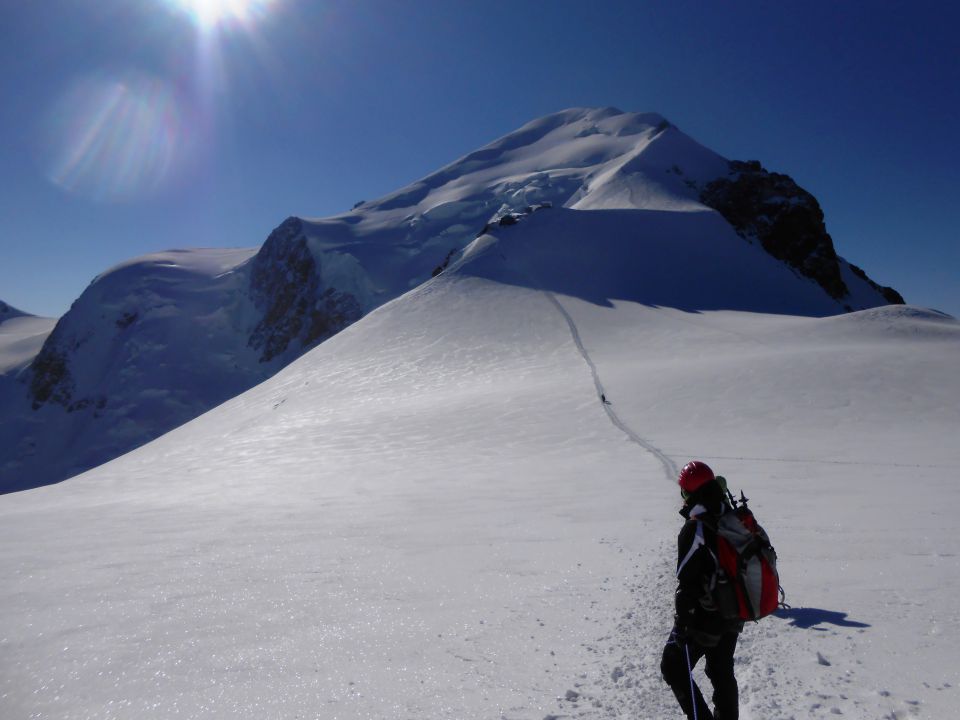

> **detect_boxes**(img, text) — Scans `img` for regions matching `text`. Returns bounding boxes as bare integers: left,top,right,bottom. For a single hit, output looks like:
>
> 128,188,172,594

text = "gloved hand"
671,616,692,643
675,589,697,621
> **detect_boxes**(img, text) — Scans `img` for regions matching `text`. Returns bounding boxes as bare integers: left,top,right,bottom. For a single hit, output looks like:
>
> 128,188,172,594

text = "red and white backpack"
713,497,783,621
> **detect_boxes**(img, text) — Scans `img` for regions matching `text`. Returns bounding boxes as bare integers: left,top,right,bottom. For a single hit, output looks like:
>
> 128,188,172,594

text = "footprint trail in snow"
541,290,678,482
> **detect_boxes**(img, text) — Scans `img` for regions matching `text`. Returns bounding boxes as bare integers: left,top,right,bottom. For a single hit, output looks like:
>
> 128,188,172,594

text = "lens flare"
45,73,186,202
165,0,275,30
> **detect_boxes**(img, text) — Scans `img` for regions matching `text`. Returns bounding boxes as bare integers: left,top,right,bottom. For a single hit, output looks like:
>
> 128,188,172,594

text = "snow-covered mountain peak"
357,107,719,222
291,107,898,315
1,107,906,493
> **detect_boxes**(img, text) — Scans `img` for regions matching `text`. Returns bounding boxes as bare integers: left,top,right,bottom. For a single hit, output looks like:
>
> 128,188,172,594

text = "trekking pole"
684,642,698,720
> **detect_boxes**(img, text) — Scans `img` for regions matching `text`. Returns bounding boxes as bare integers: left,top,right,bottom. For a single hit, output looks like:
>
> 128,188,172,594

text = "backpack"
712,492,782,621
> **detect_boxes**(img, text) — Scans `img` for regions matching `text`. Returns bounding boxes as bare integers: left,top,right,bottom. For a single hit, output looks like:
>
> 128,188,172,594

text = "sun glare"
44,72,186,202
168,0,274,29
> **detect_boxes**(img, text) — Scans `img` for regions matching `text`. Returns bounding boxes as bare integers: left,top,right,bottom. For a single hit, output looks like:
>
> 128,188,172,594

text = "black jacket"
674,504,742,645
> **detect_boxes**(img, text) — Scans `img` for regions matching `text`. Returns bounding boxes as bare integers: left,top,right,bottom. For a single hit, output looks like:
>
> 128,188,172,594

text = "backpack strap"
676,520,706,578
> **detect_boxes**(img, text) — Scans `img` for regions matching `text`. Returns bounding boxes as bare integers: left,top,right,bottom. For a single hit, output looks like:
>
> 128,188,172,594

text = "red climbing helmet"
678,460,715,496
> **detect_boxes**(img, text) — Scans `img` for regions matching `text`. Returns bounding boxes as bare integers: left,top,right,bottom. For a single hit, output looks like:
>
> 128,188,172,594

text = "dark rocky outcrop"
28,343,73,410
115,311,138,330
432,249,458,277
27,331,107,413
700,160,902,305
247,217,362,363
700,160,849,299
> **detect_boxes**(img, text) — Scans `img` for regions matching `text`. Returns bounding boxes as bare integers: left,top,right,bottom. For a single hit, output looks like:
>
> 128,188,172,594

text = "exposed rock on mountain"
248,217,363,363
28,343,74,410
700,160,903,305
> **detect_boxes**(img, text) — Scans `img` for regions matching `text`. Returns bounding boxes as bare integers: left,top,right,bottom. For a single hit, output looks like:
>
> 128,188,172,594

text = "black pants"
660,625,739,720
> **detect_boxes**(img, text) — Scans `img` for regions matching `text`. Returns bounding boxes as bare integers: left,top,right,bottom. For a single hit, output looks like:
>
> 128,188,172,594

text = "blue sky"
2,0,957,318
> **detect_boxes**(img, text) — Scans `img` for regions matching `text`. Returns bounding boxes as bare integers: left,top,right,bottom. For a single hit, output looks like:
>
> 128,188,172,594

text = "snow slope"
1,215,956,719
0,107,900,492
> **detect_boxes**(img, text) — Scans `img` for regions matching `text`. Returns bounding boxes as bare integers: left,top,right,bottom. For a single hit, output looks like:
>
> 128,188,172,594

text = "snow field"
2,224,957,718
554,296,960,719
1,277,673,719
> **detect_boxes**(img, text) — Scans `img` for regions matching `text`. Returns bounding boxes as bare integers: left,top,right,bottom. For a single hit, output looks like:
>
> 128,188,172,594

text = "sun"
167,0,274,29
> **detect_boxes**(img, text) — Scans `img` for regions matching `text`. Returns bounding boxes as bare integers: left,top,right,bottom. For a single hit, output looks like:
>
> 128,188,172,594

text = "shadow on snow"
773,607,871,630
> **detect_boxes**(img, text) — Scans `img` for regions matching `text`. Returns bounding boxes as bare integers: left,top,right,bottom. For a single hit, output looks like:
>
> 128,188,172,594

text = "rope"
685,642,699,720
